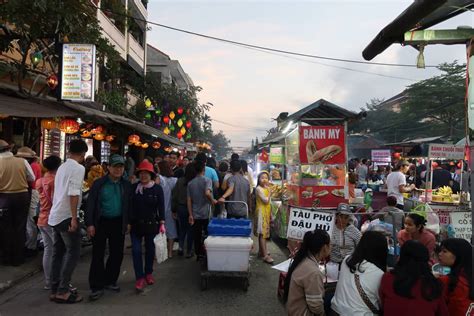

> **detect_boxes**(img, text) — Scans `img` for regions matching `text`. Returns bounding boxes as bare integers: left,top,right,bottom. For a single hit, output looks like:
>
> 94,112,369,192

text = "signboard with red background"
288,125,347,208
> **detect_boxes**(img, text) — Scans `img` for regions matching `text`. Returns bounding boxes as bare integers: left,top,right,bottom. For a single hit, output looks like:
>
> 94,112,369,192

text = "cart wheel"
243,278,249,292
201,276,208,291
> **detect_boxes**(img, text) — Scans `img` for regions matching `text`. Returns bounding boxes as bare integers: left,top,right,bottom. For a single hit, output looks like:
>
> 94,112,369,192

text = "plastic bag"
425,204,440,235
154,233,168,264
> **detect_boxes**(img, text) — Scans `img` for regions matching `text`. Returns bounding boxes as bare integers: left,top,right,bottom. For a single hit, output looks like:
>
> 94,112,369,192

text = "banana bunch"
437,186,453,197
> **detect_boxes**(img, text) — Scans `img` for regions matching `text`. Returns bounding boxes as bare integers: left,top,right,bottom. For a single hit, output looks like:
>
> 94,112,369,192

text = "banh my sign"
61,44,96,102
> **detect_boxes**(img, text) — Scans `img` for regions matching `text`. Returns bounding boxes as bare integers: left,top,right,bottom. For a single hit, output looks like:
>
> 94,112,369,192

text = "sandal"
54,293,83,304
263,255,274,264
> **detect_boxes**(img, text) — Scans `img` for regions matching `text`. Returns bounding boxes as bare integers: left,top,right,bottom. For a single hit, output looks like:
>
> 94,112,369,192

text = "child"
255,171,273,264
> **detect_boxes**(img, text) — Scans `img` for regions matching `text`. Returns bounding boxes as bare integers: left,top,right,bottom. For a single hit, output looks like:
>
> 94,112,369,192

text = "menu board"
299,126,345,165
270,145,285,164
61,44,96,102
371,149,391,164
428,143,464,160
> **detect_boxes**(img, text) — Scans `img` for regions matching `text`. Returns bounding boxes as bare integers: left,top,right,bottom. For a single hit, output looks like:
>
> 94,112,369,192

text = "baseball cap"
109,154,125,166
336,203,351,215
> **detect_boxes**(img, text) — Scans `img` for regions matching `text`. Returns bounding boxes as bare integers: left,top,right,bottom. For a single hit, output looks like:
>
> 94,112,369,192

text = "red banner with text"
299,126,345,164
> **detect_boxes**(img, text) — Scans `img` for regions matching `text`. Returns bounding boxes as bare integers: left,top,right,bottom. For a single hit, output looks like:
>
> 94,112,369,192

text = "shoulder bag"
354,274,381,315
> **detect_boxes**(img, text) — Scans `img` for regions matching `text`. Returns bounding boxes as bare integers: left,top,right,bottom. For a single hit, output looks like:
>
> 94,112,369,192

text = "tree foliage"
209,131,232,159
350,61,466,142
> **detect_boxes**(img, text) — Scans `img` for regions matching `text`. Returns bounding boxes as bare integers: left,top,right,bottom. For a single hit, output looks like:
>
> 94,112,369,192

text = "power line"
212,118,269,132
91,3,438,69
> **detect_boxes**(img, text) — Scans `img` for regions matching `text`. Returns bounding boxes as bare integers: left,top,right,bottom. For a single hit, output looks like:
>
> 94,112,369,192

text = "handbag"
354,274,381,315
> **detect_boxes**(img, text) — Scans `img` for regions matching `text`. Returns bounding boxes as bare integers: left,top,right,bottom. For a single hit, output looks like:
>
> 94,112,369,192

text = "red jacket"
379,272,448,316
440,274,474,316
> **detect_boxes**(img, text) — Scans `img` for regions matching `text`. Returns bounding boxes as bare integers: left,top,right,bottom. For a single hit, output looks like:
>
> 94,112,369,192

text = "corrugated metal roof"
284,99,358,126
0,93,77,117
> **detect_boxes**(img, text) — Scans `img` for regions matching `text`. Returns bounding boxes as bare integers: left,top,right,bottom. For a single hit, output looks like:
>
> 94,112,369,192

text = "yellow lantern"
41,119,57,130
141,143,149,149
128,134,140,144
94,133,105,141
180,127,186,135
81,130,92,138
59,119,80,134
145,98,152,108
152,141,161,149
177,119,183,128
135,141,142,147
169,111,175,120
163,127,170,135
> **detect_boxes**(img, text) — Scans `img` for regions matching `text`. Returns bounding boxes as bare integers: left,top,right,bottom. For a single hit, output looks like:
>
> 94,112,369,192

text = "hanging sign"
428,143,464,160
61,44,96,102
286,206,335,240
270,145,285,164
371,149,391,164
450,212,472,242
299,126,345,164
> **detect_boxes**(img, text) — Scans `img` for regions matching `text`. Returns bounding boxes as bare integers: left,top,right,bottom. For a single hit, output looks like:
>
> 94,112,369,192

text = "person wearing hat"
330,203,361,266
129,159,165,292
16,146,41,257
85,154,132,301
0,139,35,266
397,208,436,264
386,160,416,210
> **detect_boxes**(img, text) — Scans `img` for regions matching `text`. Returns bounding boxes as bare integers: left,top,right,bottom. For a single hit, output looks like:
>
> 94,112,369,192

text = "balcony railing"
128,33,145,71
98,10,127,59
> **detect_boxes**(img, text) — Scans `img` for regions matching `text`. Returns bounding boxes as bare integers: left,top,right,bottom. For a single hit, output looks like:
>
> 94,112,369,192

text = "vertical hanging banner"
61,44,96,102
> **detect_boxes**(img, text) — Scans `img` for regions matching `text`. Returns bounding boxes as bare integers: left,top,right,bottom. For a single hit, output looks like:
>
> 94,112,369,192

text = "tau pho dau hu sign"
287,206,335,241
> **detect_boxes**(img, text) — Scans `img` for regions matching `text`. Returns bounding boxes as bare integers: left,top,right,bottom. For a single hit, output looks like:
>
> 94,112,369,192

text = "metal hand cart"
200,201,252,291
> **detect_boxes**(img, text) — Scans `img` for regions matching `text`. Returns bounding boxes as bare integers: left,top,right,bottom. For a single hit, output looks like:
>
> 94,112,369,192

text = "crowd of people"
0,138,277,304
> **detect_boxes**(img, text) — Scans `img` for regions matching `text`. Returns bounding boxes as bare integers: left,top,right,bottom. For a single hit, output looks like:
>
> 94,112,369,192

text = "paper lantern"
145,112,152,119
59,119,80,134
41,119,57,130
163,127,170,135
91,125,104,134
30,51,43,66
177,107,184,115
185,121,192,129
177,132,183,139
105,135,115,142
46,74,58,90
155,109,162,115
169,111,176,120
145,98,152,108
94,133,105,141
152,141,161,149
180,127,186,135
135,141,142,147
141,143,149,149
169,124,175,132
128,134,140,144
177,119,183,128
186,133,192,140
163,116,170,124
393,152,401,159
182,114,187,121
164,146,172,153
81,130,92,138
0,114,9,119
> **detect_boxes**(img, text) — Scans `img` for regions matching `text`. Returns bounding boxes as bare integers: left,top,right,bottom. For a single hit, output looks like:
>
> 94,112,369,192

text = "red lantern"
91,125,104,134
46,74,58,90
128,134,140,144
163,116,170,124
41,119,57,130
177,107,184,115
185,121,192,129
177,132,183,139
105,135,115,142
59,119,80,134
393,152,401,159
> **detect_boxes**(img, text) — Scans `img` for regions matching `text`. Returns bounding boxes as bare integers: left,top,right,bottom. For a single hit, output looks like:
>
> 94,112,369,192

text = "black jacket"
85,175,132,234
129,182,165,224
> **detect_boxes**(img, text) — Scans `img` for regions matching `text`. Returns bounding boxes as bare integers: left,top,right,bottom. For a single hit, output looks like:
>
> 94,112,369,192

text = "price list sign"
61,44,96,102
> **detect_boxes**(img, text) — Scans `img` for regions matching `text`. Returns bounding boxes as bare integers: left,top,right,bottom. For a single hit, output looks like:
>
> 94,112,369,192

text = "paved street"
0,237,286,316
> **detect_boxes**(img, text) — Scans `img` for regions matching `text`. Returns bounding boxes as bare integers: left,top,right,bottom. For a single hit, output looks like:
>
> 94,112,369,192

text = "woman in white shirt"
331,231,388,316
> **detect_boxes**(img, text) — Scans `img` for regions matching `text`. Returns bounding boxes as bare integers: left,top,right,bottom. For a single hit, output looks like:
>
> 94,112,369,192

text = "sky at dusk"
146,1,473,151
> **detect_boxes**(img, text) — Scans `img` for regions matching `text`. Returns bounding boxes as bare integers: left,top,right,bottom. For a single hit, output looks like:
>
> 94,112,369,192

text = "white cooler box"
204,236,253,272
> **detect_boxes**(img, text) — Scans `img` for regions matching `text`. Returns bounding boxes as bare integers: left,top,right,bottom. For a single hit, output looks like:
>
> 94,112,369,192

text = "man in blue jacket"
85,154,131,301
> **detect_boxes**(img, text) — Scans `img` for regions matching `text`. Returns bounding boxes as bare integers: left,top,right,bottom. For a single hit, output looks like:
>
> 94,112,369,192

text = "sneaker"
135,278,146,292
89,289,104,301
145,274,155,285
104,284,120,292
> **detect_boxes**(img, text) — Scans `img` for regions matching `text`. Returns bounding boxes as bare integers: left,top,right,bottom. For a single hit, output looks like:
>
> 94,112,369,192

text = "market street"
0,237,286,316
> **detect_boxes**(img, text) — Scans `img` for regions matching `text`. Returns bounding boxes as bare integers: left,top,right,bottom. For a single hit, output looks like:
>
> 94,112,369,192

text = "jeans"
0,192,30,265
177,204,193,254
38,225,55,287
193,219,209,257
131,232,155,280
89,217,125,291
50,218,81,295
25,189,39,250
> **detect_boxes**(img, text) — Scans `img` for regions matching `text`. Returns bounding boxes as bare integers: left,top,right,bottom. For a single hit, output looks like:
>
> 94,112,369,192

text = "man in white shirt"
48,139,87,304
386,160,415,210
0,139,35,266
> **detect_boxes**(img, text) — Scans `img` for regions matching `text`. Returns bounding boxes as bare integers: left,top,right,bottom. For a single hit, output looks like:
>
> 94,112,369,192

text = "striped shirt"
330,224,361,263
